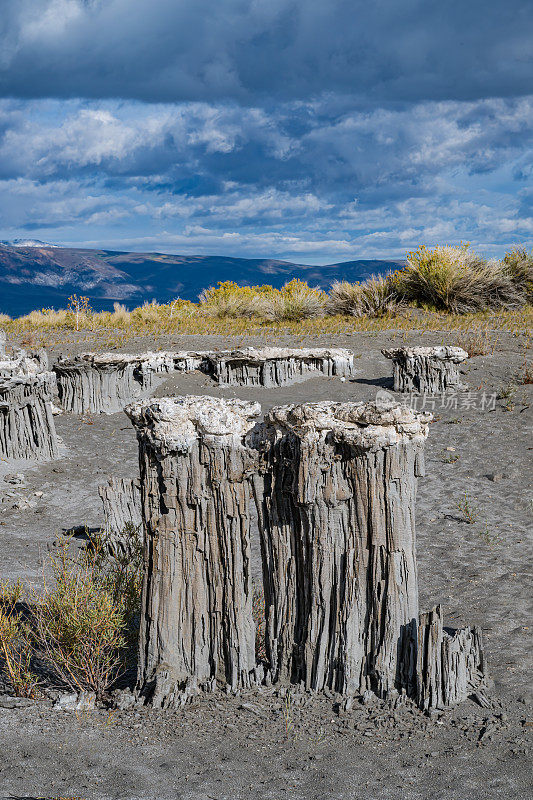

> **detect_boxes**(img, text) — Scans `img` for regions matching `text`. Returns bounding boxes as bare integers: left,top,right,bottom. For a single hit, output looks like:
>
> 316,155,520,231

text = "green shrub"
0,536,142,700
0,579,39,698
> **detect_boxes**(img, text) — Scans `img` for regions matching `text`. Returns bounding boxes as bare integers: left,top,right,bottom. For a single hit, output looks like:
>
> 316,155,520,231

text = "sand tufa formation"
382,346,468,394
126,395,487,710
0,342,59,461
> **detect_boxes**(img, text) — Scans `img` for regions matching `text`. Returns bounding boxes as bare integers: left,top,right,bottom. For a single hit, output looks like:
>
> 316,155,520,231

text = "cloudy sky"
0,0,532,262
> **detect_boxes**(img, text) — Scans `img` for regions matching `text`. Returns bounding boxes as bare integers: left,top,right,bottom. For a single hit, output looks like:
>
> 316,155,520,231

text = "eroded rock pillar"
0,373,59,461
205,347,355,387
259,401,431,697
126,396,263,706
411,605,488,711
382,346,468,393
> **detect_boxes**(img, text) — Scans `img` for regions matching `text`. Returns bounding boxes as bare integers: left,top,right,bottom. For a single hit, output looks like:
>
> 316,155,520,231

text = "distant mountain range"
0,242,405,317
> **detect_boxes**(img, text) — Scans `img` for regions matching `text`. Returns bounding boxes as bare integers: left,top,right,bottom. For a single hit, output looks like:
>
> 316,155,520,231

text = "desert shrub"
502,246,533,302
130,300,164,324
198,281,260,318
110,302,131,325
394,244,525,313
255,279,326,322
328,274,400,317
165,298,198,320
0,579,39,697
31,543,128,698
0,536,142,700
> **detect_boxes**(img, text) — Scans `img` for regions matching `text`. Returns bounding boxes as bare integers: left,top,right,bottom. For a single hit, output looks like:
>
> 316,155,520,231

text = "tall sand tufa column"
126,396,263,706
259,400,432,697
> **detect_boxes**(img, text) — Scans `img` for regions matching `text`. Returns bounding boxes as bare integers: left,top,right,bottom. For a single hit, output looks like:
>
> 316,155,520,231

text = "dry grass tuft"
328,274,400,317
503,246,533,302
456,327,500,356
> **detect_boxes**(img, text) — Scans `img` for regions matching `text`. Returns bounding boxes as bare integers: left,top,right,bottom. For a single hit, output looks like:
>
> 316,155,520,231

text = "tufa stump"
410,605,488,711
54,353,157,415
382,346,468,394
258,401,431,697
126,396,263,706
205,347,355,387
98,476,142,557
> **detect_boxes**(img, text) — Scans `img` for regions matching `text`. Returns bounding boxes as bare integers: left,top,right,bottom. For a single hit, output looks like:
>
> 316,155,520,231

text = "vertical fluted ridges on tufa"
126,396,264,706
205,347,355,387
127,394,487,712
382,346,468,393
259,401,431,696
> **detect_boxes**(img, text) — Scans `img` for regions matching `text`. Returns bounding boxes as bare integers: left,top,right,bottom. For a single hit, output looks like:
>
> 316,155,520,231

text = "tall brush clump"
31,541,128,699
394,244,525,313
198,281,260,318
328,274,400,317
255,279,326,322
502,246,533,303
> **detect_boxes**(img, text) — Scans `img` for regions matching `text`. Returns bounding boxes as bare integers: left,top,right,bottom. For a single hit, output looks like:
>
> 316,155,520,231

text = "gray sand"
0,330,531,799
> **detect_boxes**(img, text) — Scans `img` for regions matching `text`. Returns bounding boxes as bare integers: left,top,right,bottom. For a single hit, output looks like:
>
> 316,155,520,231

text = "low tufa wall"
126,395,488,711
54,347,355,413
204,347,355,387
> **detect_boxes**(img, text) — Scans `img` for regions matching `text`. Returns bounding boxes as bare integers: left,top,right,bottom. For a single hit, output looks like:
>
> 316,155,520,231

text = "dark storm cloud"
1,0,532,104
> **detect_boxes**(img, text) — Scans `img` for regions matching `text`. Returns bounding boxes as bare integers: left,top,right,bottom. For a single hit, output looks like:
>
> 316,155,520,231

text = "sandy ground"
0,330,531,799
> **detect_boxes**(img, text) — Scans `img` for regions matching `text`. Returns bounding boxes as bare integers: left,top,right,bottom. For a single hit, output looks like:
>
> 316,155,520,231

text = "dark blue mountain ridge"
0,244,405,316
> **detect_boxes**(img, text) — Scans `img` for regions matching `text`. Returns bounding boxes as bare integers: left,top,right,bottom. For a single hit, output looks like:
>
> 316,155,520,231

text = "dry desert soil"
0,329,531,800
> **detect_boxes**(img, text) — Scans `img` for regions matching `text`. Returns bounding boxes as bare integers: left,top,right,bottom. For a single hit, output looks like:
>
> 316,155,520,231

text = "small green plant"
457,491,479,524
478,526,502,546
